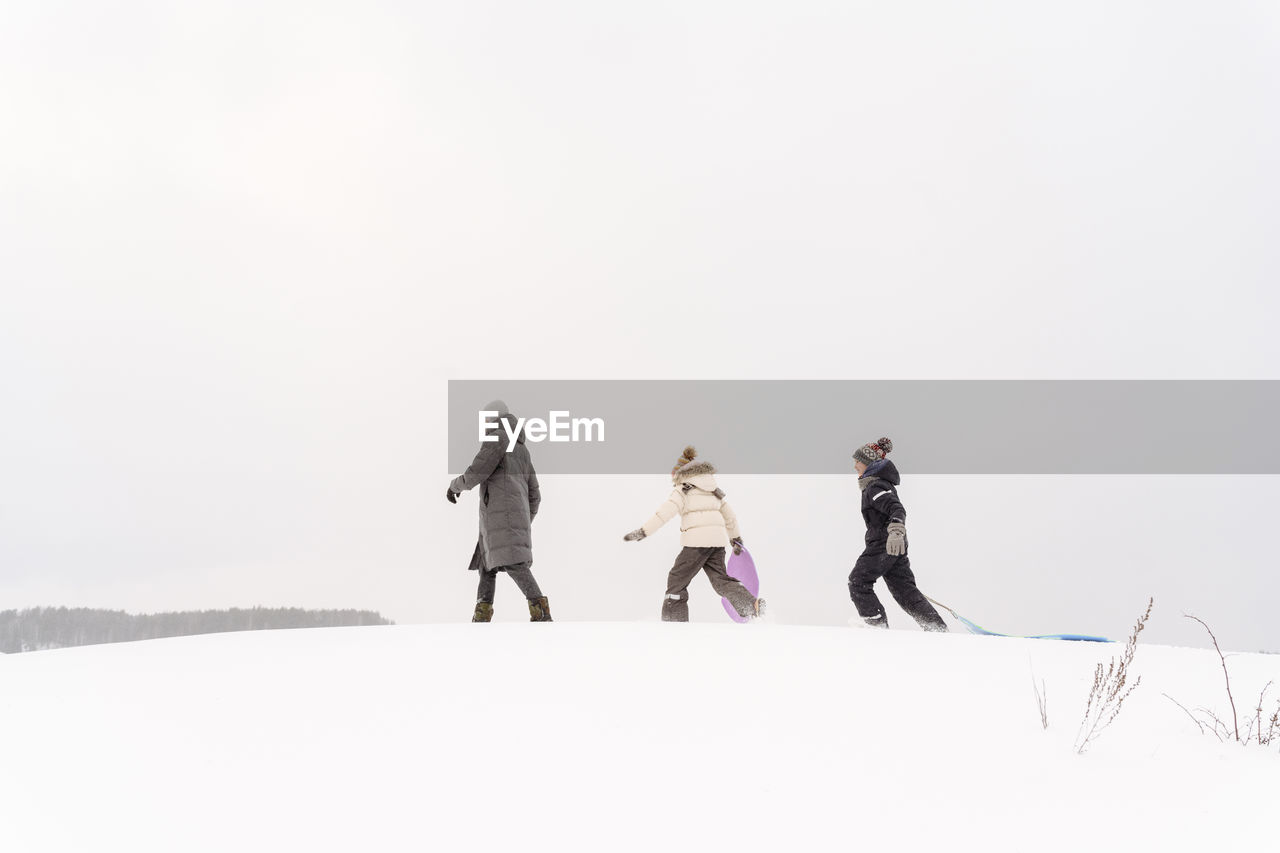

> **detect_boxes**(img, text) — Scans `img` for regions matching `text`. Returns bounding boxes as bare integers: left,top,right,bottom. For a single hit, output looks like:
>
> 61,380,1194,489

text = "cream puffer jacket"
639,461,741,548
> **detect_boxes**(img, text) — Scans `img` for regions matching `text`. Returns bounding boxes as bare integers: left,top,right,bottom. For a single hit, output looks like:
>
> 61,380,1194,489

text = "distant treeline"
0,606,393,653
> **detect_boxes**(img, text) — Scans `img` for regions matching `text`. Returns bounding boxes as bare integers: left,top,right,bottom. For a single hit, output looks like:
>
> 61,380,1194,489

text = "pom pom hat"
670,445,717,483
852,437,894,466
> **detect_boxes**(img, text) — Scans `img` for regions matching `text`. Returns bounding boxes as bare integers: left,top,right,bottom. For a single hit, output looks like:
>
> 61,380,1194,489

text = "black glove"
730,537,744,556
446,487,459,504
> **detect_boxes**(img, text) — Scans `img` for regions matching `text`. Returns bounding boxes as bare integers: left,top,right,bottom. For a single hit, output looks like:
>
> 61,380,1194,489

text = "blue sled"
927,597,1111,643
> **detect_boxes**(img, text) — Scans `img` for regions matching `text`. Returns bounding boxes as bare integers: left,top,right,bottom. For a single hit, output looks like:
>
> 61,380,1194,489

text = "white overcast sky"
2,2,1278,650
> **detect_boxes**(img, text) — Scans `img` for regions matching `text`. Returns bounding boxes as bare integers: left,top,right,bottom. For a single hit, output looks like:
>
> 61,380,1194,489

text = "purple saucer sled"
722,547,760,623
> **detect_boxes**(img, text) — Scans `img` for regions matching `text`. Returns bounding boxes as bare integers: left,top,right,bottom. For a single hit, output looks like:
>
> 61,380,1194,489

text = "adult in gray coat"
447,400,551,622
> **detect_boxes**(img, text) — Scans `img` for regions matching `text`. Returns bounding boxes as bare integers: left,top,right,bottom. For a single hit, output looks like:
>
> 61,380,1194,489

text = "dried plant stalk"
1170,614,1280,750
1075,597,1152,754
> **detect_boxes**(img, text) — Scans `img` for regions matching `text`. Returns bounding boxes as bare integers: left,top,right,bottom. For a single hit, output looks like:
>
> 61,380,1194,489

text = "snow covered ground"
2,623,1275,852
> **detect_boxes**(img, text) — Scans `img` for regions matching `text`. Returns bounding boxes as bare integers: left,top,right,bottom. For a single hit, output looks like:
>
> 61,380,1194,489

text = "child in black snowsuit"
849,438,947,631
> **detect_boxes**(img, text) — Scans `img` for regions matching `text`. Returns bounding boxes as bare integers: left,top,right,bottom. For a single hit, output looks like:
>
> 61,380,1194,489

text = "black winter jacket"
859,459,907,555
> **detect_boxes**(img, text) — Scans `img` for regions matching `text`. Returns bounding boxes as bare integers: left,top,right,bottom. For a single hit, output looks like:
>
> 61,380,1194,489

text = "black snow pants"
663,546,756,622
477,560,544,604
848,551,946,632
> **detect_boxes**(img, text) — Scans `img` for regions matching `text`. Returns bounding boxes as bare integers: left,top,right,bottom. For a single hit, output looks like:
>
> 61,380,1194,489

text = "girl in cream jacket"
623,446,764,622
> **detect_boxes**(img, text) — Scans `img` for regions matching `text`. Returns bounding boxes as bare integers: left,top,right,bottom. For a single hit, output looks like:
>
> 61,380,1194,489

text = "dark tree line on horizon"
0,606,393,653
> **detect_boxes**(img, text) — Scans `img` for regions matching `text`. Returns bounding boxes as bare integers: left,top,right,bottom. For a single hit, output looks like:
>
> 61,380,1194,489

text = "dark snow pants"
848,552,947,632
663,546,756,622
477,561,543,604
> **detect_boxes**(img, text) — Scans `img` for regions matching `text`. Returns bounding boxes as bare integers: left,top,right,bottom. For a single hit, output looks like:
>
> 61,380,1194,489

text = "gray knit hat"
852,436,893,466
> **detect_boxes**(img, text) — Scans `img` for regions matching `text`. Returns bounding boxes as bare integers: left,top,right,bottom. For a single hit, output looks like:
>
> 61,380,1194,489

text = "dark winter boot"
862,612,888,629
472,602,493,623
661,592,690,622
528,596,553,622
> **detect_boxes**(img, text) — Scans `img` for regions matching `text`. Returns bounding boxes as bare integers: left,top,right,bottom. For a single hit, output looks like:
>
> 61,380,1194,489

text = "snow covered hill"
1,623,1275,852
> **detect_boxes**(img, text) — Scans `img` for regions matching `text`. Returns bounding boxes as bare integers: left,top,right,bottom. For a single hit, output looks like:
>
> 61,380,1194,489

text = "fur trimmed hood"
672,459,716,484
857,458,900,490
670,445,717,484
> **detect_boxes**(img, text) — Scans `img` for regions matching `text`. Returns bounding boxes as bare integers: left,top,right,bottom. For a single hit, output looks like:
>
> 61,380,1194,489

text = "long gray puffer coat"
450,405,541,572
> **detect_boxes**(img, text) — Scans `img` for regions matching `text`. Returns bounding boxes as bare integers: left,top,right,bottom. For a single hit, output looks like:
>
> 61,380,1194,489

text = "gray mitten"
623,528,646,542
886,522,906,556
730,537,744,556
